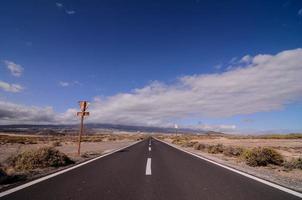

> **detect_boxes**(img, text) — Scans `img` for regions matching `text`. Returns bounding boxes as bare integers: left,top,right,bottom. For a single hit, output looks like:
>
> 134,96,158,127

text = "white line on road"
145,158,152,175
155,138,302,199
149,147,151,151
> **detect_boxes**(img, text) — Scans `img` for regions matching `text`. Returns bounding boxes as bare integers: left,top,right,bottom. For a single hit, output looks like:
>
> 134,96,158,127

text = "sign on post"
77,101,90,156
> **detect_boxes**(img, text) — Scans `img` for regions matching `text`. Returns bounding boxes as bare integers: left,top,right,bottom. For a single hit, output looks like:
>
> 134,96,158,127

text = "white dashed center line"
149,147,151,151
145,158,152,175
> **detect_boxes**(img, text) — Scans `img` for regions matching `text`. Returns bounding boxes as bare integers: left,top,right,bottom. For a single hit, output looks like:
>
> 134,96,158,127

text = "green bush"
7,147,74,171
242,147,284,167
223,146,243,157
207,144,224,154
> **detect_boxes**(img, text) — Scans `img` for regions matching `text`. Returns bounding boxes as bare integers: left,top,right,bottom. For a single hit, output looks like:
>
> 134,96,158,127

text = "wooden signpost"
77,101,90,156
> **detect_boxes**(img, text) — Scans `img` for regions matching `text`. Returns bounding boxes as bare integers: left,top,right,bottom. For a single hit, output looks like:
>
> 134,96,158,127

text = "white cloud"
0,100,76,125
86,48,302,126
55,2,63,8
3,60,24,77
0,81,23,93
1,48,302,130
65,10,75,15
59,81,70,87
240,55,252,63
189,124,236,132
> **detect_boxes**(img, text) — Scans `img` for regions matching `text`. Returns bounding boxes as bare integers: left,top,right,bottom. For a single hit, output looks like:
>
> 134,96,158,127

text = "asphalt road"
1,138,301,200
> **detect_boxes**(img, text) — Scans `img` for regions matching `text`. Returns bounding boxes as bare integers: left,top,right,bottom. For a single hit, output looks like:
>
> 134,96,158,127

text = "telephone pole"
77,101,90,156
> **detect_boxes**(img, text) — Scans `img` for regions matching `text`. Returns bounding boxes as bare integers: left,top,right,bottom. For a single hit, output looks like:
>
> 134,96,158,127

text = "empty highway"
1,138,301,200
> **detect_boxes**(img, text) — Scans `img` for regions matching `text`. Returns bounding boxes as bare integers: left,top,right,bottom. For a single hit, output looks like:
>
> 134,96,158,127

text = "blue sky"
1,0,302,133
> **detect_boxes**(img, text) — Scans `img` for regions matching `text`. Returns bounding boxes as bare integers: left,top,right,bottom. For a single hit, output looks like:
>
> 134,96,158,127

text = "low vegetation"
52,141,62,147
207,144,224,154
284,158,302,170
0,133,146,145
193,143,207,150
171,138,293,168
181,141,198,148
6,147,74,171
226,133,302,140
241,147,284,167
223,146,243,157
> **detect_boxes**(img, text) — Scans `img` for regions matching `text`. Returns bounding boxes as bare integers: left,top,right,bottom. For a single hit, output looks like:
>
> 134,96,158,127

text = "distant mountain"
0,123,214,135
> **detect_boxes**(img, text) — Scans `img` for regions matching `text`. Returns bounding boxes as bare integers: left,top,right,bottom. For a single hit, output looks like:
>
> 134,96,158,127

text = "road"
1,138,301,200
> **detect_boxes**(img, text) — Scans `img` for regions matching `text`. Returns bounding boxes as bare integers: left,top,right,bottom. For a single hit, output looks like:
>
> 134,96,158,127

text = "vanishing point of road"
1,138,301,200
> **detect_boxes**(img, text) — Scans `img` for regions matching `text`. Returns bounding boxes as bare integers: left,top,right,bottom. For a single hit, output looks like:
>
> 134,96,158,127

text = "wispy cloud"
59,81,70,87
59,81,82,87
55,2,63,8
242,118,254,123
298,8,302,16
0,81,23,93
55,2,76,15
191,124,236,132
213,64,222,70
65,10,75,15
3,60,24,77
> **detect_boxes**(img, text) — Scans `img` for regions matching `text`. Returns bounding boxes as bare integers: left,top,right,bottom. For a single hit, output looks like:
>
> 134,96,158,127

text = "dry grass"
193,143,207,150
166,134,299,168
284,158,302,170
241,147,284,167
0,133,146,145
223,146,244,157
6,147,74,171
227,133,302,139
207,144,224,154
52,141,62,147
0,135,40,144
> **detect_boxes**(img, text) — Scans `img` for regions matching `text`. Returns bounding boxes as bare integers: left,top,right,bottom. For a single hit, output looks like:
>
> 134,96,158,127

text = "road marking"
0,140,142,198
149,147,151,151
154,138,302,199
145,158,152,175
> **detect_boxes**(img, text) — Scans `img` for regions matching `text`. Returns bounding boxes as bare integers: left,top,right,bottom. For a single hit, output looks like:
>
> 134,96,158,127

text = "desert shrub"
283,158,302,170
207,144,224,154
82,136,103,142
242,147,284,167
52,141,62,147
0,135,38,144
171,138,188,146
193,143,207,151
7,147,74,171
223,146,243,157
181,141,198,147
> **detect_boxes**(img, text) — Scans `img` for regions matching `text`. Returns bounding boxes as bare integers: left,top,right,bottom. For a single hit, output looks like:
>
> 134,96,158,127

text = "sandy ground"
0,140,135,163
164,138,302,192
